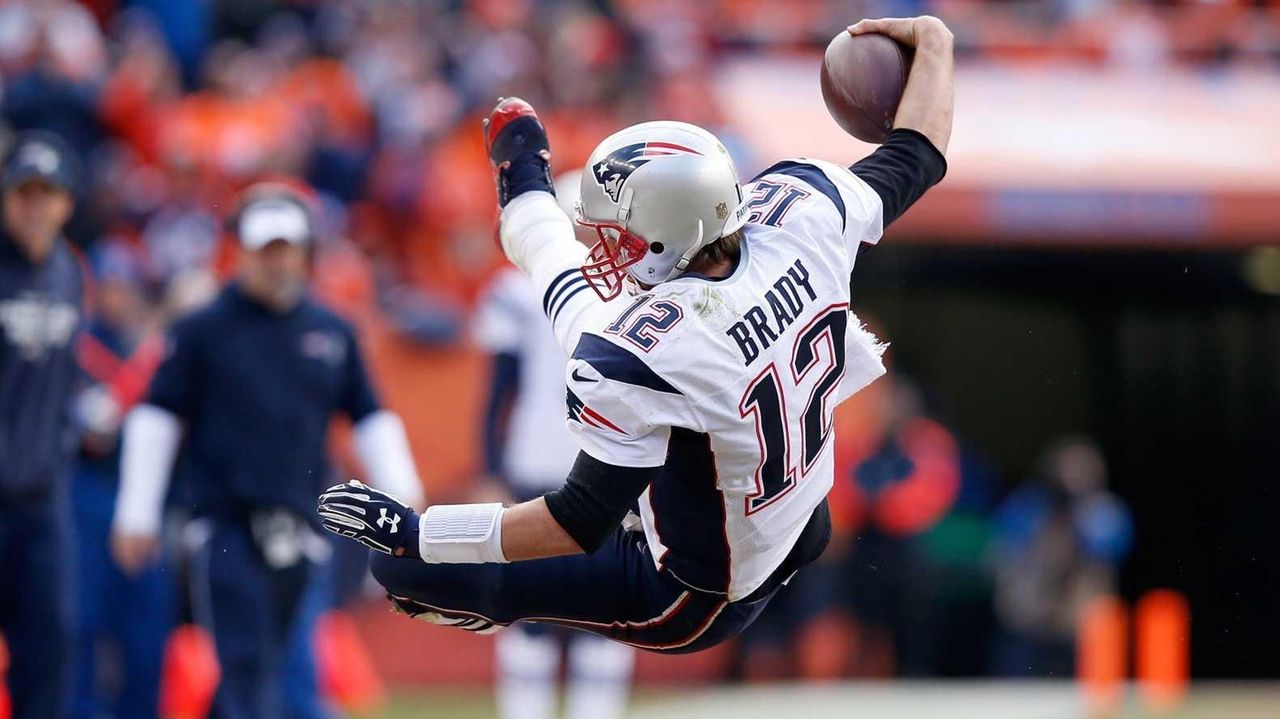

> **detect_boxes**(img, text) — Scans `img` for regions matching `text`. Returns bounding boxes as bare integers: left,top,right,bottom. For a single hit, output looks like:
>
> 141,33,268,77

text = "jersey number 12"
739,305,847,514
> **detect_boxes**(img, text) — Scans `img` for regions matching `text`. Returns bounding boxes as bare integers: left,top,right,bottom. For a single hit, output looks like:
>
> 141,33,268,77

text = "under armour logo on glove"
377,508,401,533
318,480,419,557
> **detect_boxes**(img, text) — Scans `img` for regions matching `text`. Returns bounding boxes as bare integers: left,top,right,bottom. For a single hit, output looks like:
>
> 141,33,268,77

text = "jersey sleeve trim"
549,281,591,324
571,333,682,396
752,160,846,231
542,268,582,315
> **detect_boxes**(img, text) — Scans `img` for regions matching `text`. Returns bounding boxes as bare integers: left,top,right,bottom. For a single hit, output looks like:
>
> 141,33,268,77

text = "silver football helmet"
576,121,749,300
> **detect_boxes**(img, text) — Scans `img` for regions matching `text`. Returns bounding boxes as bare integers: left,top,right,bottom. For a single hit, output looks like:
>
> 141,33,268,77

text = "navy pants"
0,495,74,719
281,557,332,719
71,468,174,719
371,529,778,654
186,519,314,719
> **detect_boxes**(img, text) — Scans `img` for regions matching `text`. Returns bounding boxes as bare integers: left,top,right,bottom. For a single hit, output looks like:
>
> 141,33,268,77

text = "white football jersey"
500,158,886,601
474,268,580,491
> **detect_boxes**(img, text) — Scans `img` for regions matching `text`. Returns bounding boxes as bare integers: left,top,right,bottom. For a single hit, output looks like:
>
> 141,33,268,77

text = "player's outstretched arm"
318,453,655,563
484,96,576,276
796,16,952,238
498,498,583,561
484,98,605,353
850,16,954,154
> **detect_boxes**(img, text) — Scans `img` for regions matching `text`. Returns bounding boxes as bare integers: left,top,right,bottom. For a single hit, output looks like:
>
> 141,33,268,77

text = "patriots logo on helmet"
591,142,702,203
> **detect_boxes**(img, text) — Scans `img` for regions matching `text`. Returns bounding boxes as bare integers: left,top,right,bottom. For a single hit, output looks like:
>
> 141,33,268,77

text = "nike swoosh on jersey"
570,367,597,383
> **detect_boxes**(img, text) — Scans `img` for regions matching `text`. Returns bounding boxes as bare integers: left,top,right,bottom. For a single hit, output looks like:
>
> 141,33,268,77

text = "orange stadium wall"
361,327,486,500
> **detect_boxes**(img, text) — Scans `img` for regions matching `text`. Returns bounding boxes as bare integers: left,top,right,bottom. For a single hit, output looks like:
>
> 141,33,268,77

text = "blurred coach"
0,131,82,719
111,184,423,719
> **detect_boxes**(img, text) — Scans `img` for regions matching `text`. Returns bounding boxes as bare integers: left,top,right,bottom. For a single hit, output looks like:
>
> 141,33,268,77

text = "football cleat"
388,593,502,635
483,97,554,207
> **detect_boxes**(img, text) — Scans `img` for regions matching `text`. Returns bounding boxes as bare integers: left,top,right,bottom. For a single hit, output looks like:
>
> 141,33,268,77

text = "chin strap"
616,186,635,224
665,219,706,281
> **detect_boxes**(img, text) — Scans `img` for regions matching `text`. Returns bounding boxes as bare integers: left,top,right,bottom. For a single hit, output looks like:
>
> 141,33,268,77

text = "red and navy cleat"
483,97,554,207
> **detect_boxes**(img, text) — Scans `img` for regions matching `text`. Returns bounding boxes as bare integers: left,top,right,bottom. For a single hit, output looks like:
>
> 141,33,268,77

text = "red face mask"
577,218,649,301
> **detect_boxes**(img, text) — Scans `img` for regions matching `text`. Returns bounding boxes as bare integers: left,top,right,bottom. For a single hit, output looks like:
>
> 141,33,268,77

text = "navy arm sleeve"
480,351,521,478
849,128,947,228
146,319,203,417
339,327,381,422
543,451,657,553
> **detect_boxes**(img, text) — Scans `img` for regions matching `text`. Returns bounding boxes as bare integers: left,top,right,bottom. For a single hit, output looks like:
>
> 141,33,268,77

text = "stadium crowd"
6,0,1238,715
7,0,1278,314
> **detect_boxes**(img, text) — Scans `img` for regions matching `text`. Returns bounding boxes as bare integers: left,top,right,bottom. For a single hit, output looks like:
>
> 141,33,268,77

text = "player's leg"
189,520,271,719
261,533,316,719
2,497,75,719
70,468,112,718
192,519,309,719
564,632,634,719
494,625,560,719
371,528,772,654
281,559,331,719
116,558,175,718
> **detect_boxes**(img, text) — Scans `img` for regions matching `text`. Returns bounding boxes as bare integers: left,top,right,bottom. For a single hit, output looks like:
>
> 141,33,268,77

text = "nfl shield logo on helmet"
591,142,702,202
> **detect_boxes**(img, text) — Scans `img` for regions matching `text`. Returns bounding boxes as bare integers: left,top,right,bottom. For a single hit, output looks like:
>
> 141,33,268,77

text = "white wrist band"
419,503,508,564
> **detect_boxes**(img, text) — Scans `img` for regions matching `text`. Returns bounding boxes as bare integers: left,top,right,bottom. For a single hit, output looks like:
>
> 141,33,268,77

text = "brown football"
820,31,911,144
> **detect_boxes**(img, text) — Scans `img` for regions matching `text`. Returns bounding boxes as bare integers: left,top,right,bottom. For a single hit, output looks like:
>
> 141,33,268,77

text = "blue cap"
3,130,78,193
90,238,145,286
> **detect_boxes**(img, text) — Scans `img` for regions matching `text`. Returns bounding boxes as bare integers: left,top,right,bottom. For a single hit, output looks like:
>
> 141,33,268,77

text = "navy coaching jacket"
147,283,381,523
0,230,84,503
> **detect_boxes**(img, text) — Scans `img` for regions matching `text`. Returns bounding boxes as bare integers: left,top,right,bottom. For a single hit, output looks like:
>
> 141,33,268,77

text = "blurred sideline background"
3,0,1279,717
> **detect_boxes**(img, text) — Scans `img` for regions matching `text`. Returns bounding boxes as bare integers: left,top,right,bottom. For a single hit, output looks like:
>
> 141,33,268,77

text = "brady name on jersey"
725,258,817,366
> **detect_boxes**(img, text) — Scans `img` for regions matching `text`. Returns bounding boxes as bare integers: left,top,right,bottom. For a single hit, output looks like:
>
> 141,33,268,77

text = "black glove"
482,96,554,207
317,480,420,557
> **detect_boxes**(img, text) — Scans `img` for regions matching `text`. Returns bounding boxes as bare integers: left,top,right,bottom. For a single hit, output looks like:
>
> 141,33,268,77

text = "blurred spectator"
0,1,106,158
97,9,184,166
6,0,1267,349
473,171,634,719
909,439,999,677
138,165,223,284
71,240,171,719
827,374,964,677
0,129,83,719
988,436,1133,677
128,0,210,86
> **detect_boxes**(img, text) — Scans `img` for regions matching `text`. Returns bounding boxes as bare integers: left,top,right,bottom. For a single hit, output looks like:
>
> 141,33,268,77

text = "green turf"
383,690,493,719
382,683,1280,719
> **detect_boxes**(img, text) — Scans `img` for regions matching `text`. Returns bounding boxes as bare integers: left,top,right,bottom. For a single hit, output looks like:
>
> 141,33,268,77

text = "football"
820,30,911,143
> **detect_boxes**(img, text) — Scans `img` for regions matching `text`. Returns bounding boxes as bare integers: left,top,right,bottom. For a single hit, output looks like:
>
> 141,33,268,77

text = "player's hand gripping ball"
318,480,420,557
820,28,912,143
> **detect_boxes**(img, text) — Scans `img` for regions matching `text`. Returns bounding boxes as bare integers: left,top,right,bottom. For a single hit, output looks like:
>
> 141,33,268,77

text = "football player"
318,15,953,653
